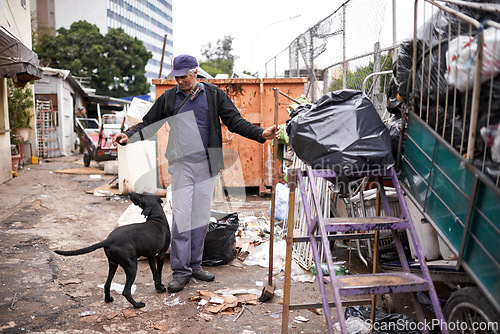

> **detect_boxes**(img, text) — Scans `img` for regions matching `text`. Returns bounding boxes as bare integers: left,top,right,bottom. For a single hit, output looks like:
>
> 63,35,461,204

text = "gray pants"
169,159,216,277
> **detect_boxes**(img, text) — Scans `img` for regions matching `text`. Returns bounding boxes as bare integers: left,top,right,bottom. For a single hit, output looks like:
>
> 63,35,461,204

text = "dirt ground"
0,154,431,333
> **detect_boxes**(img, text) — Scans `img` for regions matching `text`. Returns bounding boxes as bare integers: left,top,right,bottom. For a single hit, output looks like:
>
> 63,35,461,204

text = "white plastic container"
405,197,440,261
118,140,157,194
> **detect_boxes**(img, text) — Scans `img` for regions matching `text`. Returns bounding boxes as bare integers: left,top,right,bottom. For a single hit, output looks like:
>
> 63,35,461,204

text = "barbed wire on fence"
265,0,392,105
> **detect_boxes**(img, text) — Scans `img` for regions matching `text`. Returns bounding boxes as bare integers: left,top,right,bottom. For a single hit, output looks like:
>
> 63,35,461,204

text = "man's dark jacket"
125,82,265,175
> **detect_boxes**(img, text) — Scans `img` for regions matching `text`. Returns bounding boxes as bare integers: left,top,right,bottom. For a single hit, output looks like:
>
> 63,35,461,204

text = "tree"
7,79,34,130
200,35,236,77
329,54,393,92
34,21,152,97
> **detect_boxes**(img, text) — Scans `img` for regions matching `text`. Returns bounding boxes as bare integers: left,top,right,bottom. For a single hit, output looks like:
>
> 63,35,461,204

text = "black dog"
54,192,171,308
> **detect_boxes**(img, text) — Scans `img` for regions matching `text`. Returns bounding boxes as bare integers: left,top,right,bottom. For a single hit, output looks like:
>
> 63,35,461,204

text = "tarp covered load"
286,89,395,174
388,2,500,177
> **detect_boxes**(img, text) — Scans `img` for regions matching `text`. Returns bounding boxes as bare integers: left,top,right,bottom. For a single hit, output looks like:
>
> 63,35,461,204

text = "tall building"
31,0,173,98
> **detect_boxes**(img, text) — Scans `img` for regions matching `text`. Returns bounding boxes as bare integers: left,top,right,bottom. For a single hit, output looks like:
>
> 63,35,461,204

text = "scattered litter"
79,311,96,317
0,321,16,331
334,316,371,334
236,294,259,305
263,310,283,317
80,315,99,323
154,322,170,330
97,282,136,295
241,330,256,334
310,261,349,276
89,174,102,179
199,313,213,322
209,296,225,304
8,292,17,310
122,309,137,319
255,281,264,287
163,295,185,307
294,315,309,323
214,288,261,303
205,303,226,314
270,183,289,221
102,311,119,320
235,238,256,261
93,189,112,197
309,308,323,315
292,274,315,283
290,260,316,283
243,240,286,271
191,290,258,315
344,305,419,333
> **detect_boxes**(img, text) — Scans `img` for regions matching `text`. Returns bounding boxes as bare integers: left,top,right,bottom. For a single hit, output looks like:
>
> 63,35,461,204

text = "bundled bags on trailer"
286,89,395,174
387,3,500,168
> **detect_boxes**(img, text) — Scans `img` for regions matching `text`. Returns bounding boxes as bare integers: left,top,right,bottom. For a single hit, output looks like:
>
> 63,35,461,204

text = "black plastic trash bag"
286,89,395,174
345,305,420,334
386,114,403,158
202,212,239,266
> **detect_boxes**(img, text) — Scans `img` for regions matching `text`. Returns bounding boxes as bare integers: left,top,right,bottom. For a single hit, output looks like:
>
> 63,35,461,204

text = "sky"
171,0,416,77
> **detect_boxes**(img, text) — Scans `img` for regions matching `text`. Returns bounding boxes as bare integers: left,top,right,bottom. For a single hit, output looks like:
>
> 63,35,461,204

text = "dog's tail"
54,241,106,256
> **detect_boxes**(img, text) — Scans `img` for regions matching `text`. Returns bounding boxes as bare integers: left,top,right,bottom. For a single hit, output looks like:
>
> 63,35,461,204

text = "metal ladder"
281,166,448,334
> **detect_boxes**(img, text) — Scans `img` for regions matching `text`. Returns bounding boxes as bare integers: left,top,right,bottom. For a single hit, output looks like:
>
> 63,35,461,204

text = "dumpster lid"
0,28,43,87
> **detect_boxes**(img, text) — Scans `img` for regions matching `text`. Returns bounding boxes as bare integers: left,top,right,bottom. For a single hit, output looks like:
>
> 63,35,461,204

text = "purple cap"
167,54,198,77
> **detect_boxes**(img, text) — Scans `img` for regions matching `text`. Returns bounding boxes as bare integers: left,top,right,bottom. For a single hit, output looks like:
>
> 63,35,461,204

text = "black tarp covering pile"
286,89,395,174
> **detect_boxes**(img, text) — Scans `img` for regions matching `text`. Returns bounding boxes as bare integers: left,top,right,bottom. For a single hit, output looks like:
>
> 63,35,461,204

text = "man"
75,106,87,153
113,54,277,292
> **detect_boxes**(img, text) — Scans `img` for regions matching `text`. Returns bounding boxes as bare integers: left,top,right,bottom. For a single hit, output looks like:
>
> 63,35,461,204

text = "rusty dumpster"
152,77,307,192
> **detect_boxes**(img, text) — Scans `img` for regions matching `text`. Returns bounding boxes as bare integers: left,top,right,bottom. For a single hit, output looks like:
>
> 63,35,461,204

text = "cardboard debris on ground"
122,309,137,318
309,308,323,315
102,311,120,320
192,290,259,315
236,238,256,262
86,182,122,196
54,167,105,175
153,321,170,330
80,315,99,323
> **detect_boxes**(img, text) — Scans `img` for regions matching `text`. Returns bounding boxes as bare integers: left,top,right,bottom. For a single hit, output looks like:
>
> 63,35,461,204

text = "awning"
0,28,43,87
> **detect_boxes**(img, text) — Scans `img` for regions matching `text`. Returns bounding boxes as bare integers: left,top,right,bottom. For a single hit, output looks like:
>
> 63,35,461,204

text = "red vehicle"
76,114,125,167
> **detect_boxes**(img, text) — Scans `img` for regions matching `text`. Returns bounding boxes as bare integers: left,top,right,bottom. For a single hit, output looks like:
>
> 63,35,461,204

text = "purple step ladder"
281,166,448,334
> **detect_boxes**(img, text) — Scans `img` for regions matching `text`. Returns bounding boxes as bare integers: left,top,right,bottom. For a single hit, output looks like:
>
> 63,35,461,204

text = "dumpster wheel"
83,152,91,167
444,286,500,333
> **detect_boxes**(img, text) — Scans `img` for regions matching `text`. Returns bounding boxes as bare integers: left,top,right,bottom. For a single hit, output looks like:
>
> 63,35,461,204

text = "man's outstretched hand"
261,125,280,141
113,133,129,146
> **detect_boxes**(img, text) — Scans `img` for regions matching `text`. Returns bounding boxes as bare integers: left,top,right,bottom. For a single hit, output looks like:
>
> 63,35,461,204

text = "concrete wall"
0,0,35,184
34,74,77,157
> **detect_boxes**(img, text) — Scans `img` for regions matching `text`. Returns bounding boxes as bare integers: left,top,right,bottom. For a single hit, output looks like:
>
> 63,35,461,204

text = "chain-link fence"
265,0,397,108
